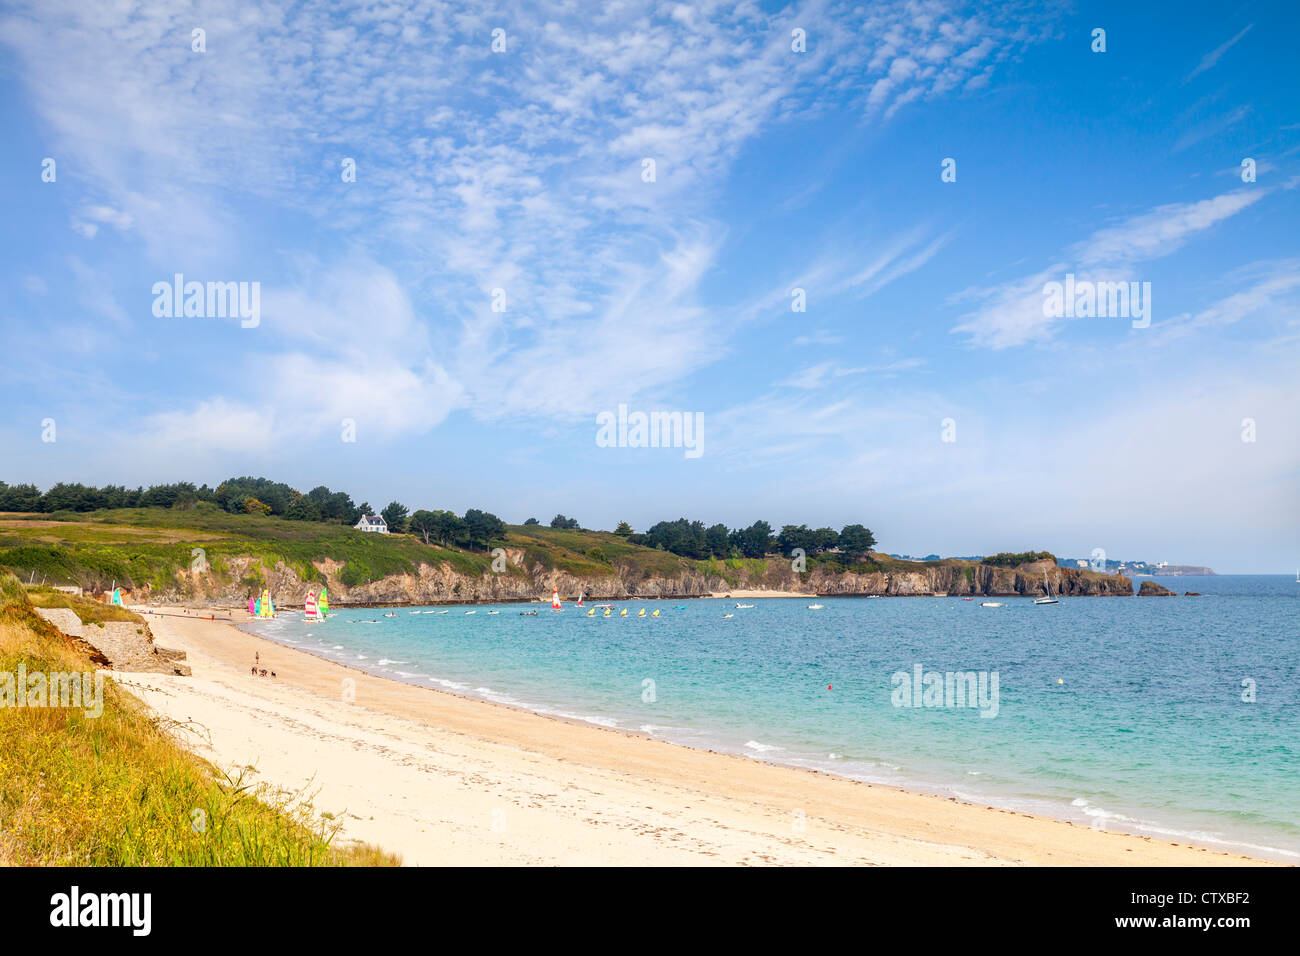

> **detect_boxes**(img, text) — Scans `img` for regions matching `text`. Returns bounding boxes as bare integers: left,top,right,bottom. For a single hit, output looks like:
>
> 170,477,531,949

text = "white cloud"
143,399,276,455
1148,260,1300,342
953,189,1266,348
792,330,845,347
70,204,134,241
0,0,1056,434
1185,23,1253,82
1072,191,1262,264
842,228,955,298
779,358,925,389
1172,104,1251,153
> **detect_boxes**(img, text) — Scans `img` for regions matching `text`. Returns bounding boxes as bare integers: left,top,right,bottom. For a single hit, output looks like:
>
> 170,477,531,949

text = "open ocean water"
243,574,1299,861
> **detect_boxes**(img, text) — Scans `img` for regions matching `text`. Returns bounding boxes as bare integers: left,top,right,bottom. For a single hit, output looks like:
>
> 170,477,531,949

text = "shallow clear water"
244,575,1300,860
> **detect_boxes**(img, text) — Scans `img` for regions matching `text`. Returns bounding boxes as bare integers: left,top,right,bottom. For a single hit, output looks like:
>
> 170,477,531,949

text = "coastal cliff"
127,554,1132,607
0,511,1135,607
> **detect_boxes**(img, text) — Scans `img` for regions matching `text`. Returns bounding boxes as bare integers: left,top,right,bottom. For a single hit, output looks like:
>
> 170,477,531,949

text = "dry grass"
24,585,144,625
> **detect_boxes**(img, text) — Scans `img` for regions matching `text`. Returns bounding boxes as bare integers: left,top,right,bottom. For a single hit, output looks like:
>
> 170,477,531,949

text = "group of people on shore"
250,651,275,678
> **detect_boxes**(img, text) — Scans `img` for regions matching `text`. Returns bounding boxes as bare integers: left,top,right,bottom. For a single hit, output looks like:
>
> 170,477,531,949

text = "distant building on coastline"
1059,555,1216,575
353,514,389,534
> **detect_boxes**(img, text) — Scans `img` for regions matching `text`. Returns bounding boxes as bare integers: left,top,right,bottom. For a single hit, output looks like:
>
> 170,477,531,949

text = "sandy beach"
121,607,1271,866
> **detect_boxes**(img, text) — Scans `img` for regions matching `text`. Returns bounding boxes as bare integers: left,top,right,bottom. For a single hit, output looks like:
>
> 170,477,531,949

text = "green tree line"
0,478,507,552
0,479,874,560
622,518,877,562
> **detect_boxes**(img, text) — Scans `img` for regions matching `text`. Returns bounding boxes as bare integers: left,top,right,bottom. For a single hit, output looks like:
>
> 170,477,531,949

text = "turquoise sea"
244,574,1299,861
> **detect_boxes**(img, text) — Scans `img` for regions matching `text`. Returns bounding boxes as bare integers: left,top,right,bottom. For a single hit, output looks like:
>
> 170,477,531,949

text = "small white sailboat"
735,603,755,608
807,603,825,609
1034,571,1059,605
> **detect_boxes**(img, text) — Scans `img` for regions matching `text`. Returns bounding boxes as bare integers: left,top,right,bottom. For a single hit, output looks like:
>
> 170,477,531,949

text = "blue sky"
1,0,1296,572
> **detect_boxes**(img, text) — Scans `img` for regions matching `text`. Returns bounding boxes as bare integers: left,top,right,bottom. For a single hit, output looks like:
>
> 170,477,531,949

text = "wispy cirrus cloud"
0,0,1055,439
779,357,925,389
1172,104,1251,153
1146,259,1300,343
841,227,957,298
952,189,1266,349
1073,191,1262,264
1185,23,1253,82
737,225,956,331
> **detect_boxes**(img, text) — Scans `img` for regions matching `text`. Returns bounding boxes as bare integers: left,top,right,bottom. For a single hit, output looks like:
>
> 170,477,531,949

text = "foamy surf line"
236,621,1297,862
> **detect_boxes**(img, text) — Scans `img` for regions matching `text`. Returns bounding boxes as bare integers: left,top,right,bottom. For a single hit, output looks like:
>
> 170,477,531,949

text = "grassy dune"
0,572,397,866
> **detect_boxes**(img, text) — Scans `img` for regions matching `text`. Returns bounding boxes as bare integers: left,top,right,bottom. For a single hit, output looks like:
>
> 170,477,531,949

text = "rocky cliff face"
806,558,1131,597
128,552,1132,606
32,607,189,673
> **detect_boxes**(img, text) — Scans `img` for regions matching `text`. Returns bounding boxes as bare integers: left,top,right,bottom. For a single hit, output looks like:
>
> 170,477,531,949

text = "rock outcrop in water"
1138,580,1177,596
123,551,1133,607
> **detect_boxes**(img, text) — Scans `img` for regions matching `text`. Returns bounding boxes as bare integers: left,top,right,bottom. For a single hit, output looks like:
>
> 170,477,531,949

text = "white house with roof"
354,514,389,534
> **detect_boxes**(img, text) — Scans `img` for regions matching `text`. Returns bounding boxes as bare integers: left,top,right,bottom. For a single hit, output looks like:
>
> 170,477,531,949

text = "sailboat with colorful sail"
551,586,562,611
258,588,276,618
318,587,329,619
304,590,320,622
110,587,123,607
